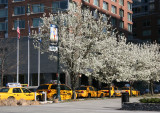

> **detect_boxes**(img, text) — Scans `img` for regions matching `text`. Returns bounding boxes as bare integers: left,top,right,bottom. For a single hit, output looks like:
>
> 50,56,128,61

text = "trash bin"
121,92,129,103
42,91,46,101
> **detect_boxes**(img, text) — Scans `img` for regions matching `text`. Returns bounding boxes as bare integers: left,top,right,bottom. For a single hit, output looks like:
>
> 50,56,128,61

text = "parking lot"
0,97,159,113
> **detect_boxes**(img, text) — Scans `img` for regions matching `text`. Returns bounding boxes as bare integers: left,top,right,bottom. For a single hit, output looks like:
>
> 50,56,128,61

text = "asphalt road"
0,97,159,113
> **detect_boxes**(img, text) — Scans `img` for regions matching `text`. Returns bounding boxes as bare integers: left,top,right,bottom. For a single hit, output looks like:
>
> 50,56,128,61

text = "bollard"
42,91,46,101
34,92,37,101
121,92,129,104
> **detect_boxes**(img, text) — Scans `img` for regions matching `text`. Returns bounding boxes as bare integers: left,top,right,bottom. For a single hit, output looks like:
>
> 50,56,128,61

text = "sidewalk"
0,97,158,113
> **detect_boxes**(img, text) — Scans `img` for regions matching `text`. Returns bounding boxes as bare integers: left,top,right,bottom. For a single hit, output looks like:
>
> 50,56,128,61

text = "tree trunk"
1,72,3,87
130,81,133,97
70,72,78,99
1,61,4,87
109,83,111,98
150,80,154,95
130,85,132,97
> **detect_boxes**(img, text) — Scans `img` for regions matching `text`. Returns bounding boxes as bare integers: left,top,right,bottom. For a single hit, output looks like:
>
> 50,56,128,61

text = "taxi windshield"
77,87,87,90
102,87,111,90
0,88,9,92
37,85,49,90
122,87,130,90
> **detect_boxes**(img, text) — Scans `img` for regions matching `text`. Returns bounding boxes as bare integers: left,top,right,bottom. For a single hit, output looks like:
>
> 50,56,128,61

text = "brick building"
132,0,160,43
0,0,133,39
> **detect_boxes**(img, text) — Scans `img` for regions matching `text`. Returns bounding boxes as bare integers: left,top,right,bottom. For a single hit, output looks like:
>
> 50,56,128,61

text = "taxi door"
21,88,34,100
89,87,96,97
12,88,24,100
60,85,72,100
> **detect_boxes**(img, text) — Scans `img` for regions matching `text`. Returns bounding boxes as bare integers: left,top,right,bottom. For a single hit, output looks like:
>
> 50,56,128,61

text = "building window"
102,14,107,21
119,0,124,6
111,5,117,14
133,7,141,13
133,22,136,29
0,0,8,4
158,19,160,25
111,17,117,26
149,4,155,11
128,13,132,22
119,9,124,17
158,29,160,35
0,22,6,31
52,0,68,12
119,21,124,28
14,0,24,1
0,9,8,18
14,6,25,15
92,10,99,19
142,5,148,12
93,0,99,7
128,2,132,11
142,0,148,3
32,4,44,13
149,0,154,2
33,18,42,28
111,0,117,2
143,20,150,27
14,20,25,29
142,30,151,36
128,23,132,32
103,1,108,10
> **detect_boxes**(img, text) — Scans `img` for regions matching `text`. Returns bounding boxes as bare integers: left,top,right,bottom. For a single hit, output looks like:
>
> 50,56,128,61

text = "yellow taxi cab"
36,84,74,100
101,86,115,97
114,87,122,97
121,87,140,96
0,86,40,100
75,86,104,98
101,86,121,97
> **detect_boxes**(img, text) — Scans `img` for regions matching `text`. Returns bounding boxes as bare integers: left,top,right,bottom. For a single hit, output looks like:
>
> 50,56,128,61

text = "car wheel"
8,96,15,100
36,95,41,101
100,93,104,98
53,94,57,100
88,94,91,98
113,93,115,97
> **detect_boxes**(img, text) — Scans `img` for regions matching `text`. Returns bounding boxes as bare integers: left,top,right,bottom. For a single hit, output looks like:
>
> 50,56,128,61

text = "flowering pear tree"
32,2,160,97
32,3,119,92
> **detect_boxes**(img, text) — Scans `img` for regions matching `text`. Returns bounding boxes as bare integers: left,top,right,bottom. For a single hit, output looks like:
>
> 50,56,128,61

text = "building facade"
132,0,160,43
0,0,133,39
0,0,133,86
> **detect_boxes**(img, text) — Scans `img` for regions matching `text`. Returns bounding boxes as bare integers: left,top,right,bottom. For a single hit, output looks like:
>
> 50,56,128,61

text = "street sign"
49,46,58,52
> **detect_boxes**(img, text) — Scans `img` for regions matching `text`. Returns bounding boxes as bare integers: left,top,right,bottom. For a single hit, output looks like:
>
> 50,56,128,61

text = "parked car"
154,89,159,94
36,84,75,100
101,86,121,97
121,87,140,96
0,87,41,100
75,86,104,98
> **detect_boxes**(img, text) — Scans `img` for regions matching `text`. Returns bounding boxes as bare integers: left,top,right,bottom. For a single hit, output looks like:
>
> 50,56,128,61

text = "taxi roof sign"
6,83,21,87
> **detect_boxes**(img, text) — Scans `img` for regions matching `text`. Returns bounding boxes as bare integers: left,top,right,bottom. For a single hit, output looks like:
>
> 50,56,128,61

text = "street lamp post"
26,4,31,86
50,24,61,101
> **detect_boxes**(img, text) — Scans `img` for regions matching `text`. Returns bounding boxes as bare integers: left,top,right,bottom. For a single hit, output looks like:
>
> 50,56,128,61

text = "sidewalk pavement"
0,97,159,113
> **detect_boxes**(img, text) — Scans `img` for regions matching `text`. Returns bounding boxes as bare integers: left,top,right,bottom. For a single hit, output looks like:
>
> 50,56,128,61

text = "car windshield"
37,85,49,90
121,87,129,90
28,88,37,92
0,88,9,92
76,87,87,90
102,87,111,90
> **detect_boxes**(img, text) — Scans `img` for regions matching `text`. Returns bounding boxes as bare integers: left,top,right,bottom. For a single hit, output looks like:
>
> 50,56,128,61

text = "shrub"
139,98,160,103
